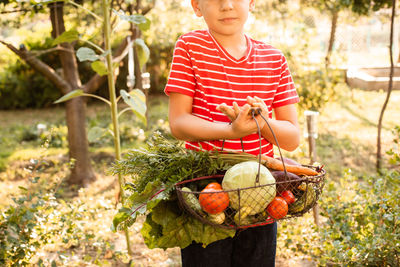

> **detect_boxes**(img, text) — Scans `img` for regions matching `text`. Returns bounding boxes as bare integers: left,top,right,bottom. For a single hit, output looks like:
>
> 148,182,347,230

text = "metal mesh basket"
175,165,325,229
174,108,326,229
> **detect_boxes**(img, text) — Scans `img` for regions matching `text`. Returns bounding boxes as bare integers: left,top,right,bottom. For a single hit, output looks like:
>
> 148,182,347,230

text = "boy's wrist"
225,123,241,140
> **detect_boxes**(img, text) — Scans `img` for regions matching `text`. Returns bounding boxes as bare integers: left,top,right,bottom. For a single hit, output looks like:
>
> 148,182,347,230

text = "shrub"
316,126,400,266
0,61,61,110
293,67,344,112
0,163,114,266
0,176,55,266
278,126,400,265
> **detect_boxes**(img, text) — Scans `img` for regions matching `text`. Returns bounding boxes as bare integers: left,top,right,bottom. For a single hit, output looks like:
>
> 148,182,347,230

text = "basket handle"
250,109,289,183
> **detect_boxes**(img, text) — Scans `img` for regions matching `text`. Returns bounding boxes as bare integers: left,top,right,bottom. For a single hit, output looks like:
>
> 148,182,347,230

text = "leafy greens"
111,133,236,248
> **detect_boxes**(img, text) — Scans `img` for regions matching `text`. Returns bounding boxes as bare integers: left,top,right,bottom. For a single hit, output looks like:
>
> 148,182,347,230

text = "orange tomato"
280,190,295,204
205,182,223,190
199,188,229,214
266,197,288,219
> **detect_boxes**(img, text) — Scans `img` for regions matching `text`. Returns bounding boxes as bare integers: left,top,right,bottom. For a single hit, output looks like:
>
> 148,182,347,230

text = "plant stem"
81,39,105,54
82,93,111,106
101,0,132,256
68,0,103,22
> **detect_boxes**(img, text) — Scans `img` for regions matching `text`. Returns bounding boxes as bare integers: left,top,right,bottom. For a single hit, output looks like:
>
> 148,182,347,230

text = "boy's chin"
209,27,244,37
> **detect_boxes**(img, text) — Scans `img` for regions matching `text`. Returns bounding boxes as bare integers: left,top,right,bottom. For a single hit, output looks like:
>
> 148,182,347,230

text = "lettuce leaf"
141,200,235,249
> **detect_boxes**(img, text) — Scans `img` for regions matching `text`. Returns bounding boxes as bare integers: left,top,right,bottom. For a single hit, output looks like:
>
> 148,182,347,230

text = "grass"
0,90,399,266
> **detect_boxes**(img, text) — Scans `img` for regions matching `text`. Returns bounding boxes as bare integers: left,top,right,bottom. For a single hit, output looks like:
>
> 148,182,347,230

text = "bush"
316,126,400,266
318,169,400,266
0,175,56,266
0,162,115,266
0,38,62,109
278,126,400,265
0,61,61,110
293,67,345,112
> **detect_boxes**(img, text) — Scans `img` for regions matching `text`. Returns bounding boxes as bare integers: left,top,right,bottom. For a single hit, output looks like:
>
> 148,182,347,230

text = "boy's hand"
231,104,267,137
216,102,266,137
246,96,270,120
217,97,270,137
216,102,240,121
217,97,269,121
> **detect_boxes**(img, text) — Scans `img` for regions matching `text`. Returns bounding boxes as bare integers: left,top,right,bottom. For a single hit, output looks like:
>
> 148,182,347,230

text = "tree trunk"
325,9,338,68
377,0,396,173
50,2,96,186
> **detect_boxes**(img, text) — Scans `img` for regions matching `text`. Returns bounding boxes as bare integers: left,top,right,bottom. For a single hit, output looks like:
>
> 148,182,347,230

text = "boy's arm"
260,104,300,151
245,97,300,151
169,93,260,142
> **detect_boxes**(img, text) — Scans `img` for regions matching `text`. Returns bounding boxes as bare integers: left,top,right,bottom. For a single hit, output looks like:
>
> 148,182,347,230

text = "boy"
164,0,300,266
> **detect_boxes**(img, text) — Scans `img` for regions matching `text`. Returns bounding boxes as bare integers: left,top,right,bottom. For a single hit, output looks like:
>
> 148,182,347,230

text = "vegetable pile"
112,133,324,249
111,133,236,248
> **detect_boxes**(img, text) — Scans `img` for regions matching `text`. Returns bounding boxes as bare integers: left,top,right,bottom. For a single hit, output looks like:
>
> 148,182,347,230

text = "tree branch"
141,0,156,15
0,9,30,14
0,40,71,94
83,36,130,94
31,46,71,57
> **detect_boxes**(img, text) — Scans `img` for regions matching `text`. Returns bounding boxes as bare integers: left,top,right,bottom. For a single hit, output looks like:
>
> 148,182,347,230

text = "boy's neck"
209,29,248,60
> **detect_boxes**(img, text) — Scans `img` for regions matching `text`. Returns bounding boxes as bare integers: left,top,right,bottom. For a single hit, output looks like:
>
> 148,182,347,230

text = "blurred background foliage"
0,0,399,266
1,0,394,111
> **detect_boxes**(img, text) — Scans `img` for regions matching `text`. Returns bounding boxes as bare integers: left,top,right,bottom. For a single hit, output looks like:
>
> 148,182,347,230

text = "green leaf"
111,207,131,232
125,180,164,207
157,215,193,249
91,61,108,76
120,89,147,125
76,47,99,62
138,18,151,31
113,181,166,231
53,29,79,45
142,200,235,249
54,89,84,104
141,214,163,249
18,186,28,192
88,126,106,143
134,39,150,70
113,10,150,30
195,220,235,246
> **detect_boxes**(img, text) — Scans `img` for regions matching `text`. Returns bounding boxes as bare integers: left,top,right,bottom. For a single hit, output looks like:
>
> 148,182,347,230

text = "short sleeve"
272,54,299,108
164,37,196,97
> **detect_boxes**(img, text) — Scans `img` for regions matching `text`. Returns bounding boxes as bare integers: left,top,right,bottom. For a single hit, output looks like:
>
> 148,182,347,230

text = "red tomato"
280,190,295,204
199,188,229,214
266,197,288,219
205,182,222,190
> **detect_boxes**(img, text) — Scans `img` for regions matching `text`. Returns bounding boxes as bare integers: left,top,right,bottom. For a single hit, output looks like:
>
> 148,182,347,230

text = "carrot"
259,154,319,176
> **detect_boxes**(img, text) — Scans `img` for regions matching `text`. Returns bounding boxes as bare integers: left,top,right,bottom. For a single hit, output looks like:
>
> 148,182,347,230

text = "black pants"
181,222,277,267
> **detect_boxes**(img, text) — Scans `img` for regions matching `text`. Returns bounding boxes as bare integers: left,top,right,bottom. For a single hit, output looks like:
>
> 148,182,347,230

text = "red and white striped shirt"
165,30,299,157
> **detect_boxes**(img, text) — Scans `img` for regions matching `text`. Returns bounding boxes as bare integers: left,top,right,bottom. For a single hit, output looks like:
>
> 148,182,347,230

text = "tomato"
280,190,295,204
199,188,229,214
266,197,288,219
205,182,223,190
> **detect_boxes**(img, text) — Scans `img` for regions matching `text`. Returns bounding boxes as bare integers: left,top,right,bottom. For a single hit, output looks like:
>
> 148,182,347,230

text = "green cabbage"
222,161,276,215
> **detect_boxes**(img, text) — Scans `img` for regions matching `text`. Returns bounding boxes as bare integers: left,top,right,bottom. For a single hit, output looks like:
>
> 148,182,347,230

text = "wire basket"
174,108,326,229
175,165,325,229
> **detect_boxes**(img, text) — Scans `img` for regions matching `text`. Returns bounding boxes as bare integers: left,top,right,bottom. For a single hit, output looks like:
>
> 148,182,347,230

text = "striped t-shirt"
165,30,299,157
